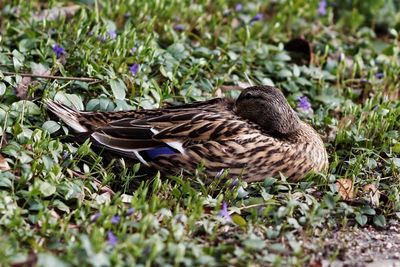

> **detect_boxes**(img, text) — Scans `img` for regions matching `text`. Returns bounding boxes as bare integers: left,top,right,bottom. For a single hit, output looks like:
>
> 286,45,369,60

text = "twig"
1,71,102,83
229,203,272,214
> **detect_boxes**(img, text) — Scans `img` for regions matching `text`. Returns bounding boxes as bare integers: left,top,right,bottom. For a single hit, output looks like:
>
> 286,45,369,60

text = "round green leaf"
39,181,56,197
110,79,127,100
42,121,61,134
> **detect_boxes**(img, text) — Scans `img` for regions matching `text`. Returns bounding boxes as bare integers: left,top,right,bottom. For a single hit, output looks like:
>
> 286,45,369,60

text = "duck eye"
243,92,253,99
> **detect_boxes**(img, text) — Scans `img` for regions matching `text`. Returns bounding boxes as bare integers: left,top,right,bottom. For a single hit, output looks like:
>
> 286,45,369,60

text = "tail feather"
44,99,88,133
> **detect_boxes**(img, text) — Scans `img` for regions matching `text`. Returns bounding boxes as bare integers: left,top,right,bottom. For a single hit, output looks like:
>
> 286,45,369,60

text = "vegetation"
0,0,399,266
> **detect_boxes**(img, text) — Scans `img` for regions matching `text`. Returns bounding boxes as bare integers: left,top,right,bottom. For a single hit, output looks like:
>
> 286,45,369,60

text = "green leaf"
393,143,400,154
243,238,265,251
232,214,247,227
39,181,56,197
0,82,5,95
323,194,336,209
54,92,84,110
390,158,400,167
274,53,291,61
373,215,386,228
110,79,127,100
355,213,368,226
37,253,69,267
52,200,70,213
42,121,61,134
277,69,292,78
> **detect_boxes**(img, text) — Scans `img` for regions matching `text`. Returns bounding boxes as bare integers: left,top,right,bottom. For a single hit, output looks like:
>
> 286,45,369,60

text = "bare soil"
308,222,400,267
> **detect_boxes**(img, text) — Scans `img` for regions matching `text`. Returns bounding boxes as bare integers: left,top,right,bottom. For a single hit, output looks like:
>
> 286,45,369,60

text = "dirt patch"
308,222,400,267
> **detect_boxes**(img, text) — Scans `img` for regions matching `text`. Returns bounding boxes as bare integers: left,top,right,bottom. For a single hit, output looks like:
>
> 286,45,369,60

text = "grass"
0,0,400,266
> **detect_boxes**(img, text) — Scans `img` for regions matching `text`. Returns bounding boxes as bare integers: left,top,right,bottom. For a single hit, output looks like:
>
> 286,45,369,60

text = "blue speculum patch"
144,146,177,160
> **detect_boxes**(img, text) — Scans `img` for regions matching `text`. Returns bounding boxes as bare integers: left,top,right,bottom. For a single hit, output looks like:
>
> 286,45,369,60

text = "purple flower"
98,35,107,42
143,246,151,255
249,13,263,23
318,0,327,16
124,12,131,18
52,44,64,59
91,212,101,222
338,53,344,62
61,151,70,161
126,208,135,216
257,206,265,215
130,47,137,54
218,202,231,221
174,24,185,31
375,72,384,79
229,178,239,188
107,231,118,246
108,30,117,40
297,96,312,111
111,215,120,224
129,63,139,76
235,3,243,12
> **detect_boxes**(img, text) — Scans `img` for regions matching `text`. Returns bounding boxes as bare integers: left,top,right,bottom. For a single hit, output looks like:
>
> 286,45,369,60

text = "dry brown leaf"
32,5,80,21
16,76,31,99
336,178,354,200
49,209,60,219
362,184,380,207
0,154,10,171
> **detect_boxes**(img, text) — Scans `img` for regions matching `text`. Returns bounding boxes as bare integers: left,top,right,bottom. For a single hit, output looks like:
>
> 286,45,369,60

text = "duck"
45,85,328,182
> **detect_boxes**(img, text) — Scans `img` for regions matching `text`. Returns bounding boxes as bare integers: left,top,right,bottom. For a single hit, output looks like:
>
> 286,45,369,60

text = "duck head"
235,86,301,136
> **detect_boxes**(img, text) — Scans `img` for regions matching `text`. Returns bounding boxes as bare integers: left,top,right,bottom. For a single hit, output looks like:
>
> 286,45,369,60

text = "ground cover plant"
0,0,399,266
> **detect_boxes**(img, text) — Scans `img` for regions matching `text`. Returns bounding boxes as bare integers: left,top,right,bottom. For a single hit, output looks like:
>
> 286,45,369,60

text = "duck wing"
89,100,246,165
46,99,242,165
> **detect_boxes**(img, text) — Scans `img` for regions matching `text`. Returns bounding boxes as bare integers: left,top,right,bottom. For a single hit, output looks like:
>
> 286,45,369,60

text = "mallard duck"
46,86,328,182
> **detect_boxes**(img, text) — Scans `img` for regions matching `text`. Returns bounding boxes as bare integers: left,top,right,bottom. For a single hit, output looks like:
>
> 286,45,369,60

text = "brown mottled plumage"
45,86,328,182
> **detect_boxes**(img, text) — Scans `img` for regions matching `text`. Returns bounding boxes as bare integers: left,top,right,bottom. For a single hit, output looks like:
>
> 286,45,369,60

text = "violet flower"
174,24,185,31
126,208,135,216
230,178,239,188
91,212,101,222
249,13,263,23
297,96,312,111
107,231,118,246
130,63,139,76
235,3,243,12
52,44,64,59
218,202,231,221
108,30,117,40
318,0,327,16
375,72,384,79
111,215,120,224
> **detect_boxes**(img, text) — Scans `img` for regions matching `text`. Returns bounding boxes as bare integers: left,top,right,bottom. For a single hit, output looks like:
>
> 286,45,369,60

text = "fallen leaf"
16,63,51,99
121,193,133,203
336,178,354,201
16,76,31,99
362,184,380,207
0,154,10,171
32,5,80,21
49,209,60,219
